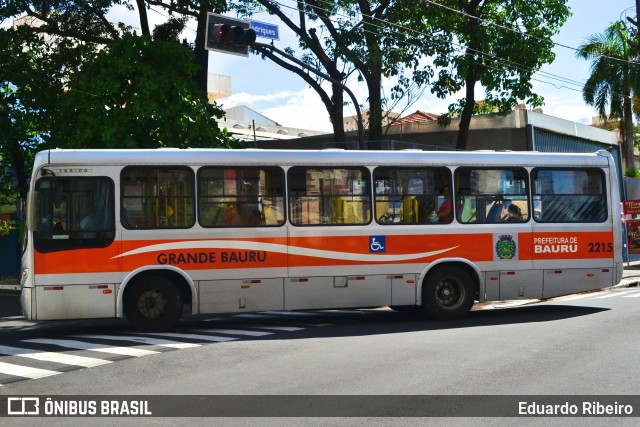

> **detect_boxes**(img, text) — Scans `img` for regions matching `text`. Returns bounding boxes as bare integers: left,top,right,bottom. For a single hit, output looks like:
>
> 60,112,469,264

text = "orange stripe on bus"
33,231,614,275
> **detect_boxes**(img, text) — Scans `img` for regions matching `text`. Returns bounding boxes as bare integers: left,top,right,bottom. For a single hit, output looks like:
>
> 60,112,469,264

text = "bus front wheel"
124,276,183,331
422,266,474,320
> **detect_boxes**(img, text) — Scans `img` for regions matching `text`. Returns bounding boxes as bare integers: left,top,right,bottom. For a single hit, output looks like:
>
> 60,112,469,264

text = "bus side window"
455,167,529,225
288,167,370,226
373,166,451,225
121,166,195,229
198,167,285,228
532,168,606,223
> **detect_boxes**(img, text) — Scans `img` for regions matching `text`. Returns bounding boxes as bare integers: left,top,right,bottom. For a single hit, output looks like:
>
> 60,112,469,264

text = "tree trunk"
456,68,477,151
330,82,346,143
366,70,383,148
9,141,27,200
624,93,635,171
135,0,151,37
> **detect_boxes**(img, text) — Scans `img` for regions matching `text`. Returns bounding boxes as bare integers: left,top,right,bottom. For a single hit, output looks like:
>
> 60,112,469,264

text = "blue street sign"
250,20,279,41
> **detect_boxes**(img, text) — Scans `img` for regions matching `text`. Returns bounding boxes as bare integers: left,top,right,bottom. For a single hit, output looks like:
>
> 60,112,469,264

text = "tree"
50,33,236,150
0,25,71,203
577,21,640,172
0,219,11,237
0,3,235,205
144,1,228,94
427,0,570,150
248,1,354,142
243,0,440,143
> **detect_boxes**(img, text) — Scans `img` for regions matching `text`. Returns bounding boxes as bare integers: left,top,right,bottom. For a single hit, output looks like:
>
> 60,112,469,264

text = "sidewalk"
620,260,640,287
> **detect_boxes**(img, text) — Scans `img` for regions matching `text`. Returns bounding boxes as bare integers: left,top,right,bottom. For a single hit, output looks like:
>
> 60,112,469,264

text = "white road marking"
130,332,238,342
70,334,200,349
0,345,111,368
22,339,159,357
0,361,60,379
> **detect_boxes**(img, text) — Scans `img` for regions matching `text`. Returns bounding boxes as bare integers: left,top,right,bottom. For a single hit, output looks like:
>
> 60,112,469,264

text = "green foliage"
0,25,68,203
0,4,239,205
0,219,11,237
577,21,639,170
50,33,237,150
429,0,570,117
625,166,640,178
246,0,444,141
242,0,569,145
576,22,635,119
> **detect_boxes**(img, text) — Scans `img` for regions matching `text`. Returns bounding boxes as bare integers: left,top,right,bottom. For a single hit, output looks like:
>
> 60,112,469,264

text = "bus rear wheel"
124,276,183,331
422,266,474,320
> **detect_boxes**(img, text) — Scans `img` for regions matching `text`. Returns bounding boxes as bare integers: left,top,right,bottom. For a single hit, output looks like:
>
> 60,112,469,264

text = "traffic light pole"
252,42,365,149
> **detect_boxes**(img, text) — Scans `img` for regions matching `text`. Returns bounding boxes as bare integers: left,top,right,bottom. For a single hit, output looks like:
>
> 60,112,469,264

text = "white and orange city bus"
20,148,623,330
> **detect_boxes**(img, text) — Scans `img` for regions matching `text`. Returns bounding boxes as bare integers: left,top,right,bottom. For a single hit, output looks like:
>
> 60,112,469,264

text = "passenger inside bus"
502,203,523,222
222,204,239,226
248,209,264,226
435,186,452,222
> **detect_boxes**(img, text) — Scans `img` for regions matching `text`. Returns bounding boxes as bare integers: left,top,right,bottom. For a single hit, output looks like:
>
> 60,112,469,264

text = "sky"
107,1,637,132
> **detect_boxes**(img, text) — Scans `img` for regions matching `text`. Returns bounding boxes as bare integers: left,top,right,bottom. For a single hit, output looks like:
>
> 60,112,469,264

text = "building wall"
207,73,231,103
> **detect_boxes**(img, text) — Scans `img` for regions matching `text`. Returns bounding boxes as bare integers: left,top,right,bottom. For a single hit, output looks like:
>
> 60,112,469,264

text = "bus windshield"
31,177,115,252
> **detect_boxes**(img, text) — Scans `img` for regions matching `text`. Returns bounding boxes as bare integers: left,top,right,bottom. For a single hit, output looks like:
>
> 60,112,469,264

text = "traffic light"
206,13,256,57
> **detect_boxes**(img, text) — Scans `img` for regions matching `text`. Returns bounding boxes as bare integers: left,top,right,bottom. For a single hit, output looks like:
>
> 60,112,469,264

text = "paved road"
1,285,639,426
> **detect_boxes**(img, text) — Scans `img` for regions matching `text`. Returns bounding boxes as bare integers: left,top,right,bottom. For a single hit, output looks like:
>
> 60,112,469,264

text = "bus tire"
124,276,183,331
422,266,474,320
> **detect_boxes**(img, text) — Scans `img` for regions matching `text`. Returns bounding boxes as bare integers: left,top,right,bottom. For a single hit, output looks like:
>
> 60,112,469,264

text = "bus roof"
33,148,614,170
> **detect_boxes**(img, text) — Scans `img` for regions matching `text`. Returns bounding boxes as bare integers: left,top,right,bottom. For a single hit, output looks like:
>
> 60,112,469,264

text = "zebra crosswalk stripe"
0,345,111,368
22,338,159,357
70,334,201,349
0,361,60,379
131,332,238,342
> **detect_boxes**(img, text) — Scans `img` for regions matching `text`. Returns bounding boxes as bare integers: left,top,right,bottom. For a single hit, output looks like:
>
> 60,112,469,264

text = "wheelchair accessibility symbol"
369,235,386,253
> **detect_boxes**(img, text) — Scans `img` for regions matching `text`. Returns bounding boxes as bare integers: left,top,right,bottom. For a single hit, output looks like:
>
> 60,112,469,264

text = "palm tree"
576,21,640,172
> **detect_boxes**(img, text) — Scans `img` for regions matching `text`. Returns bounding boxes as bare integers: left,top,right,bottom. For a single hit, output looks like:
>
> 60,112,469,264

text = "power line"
272,1,579,84
420,0,640,67
268,0,634,102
